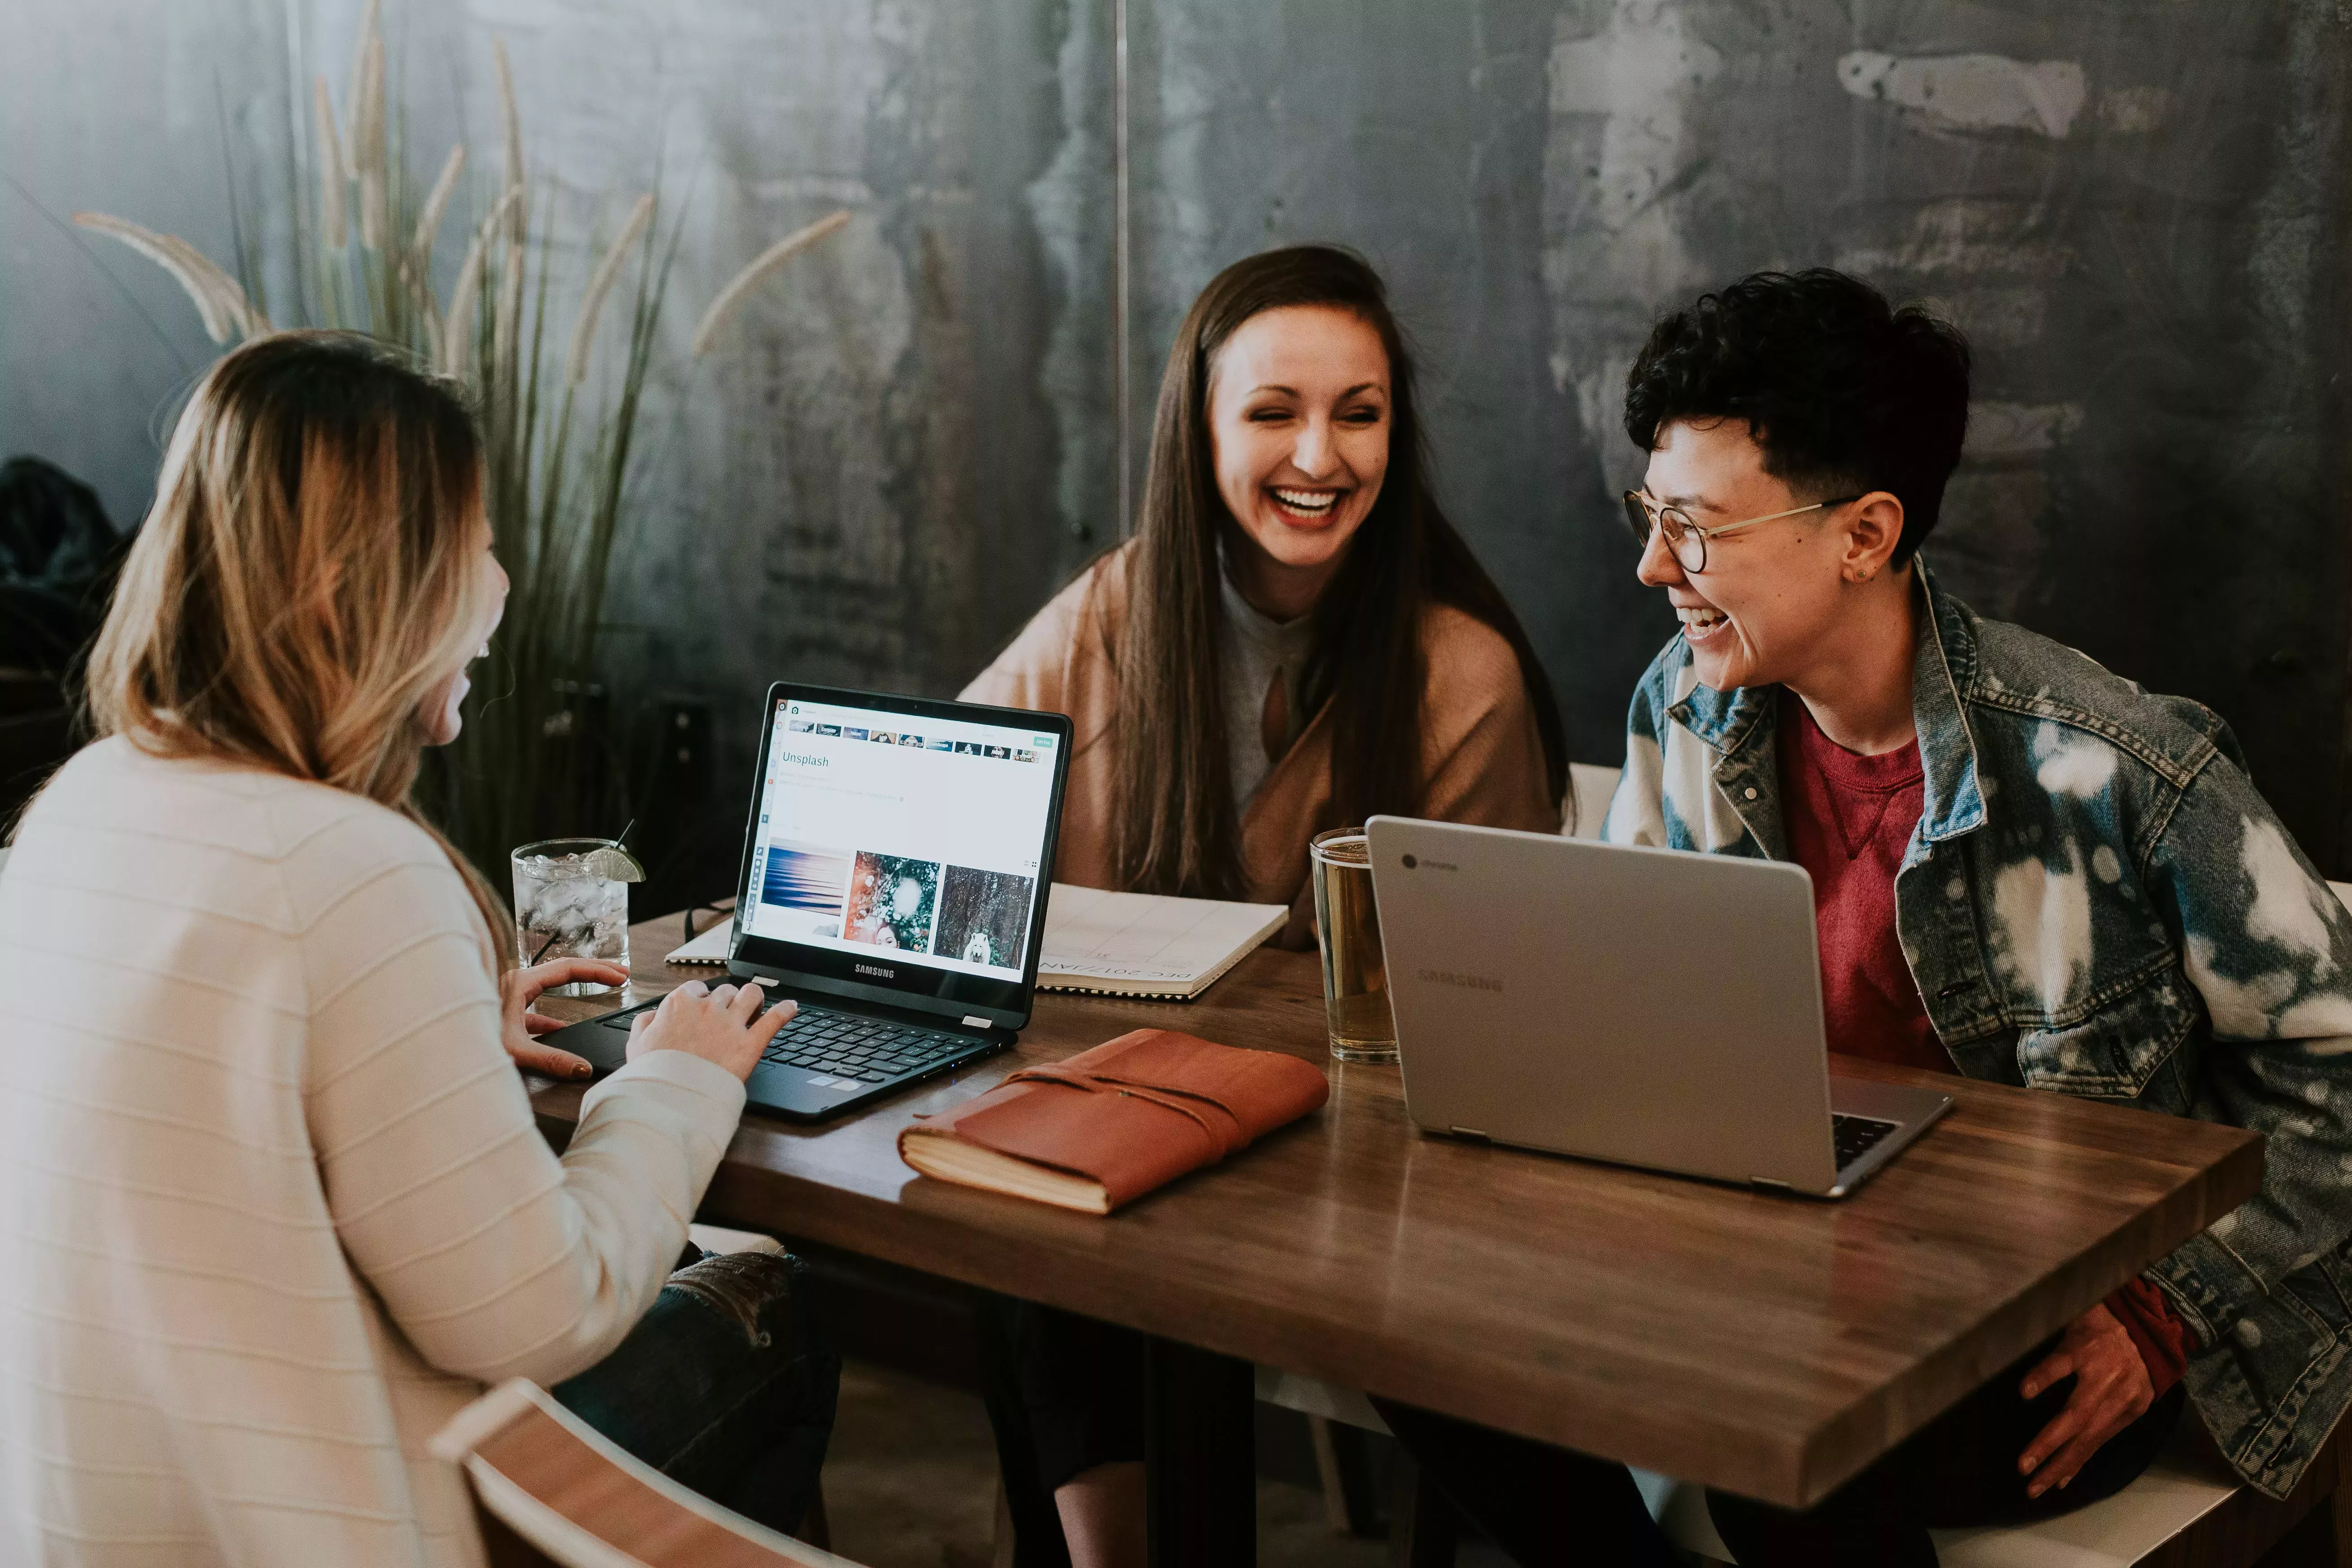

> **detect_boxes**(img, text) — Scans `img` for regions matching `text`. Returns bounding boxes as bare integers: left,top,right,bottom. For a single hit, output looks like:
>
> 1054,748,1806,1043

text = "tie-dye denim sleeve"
1602,650,1674,849
2144,753,2352,1340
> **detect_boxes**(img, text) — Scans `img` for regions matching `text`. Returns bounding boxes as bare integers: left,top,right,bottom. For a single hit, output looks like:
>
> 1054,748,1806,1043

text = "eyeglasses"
1621,490,1861,574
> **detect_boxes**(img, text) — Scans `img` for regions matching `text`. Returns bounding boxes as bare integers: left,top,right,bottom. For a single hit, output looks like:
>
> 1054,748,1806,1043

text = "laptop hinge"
960,1015,993,1030
1749,1176,1794,1191
1449,1126,1491,1142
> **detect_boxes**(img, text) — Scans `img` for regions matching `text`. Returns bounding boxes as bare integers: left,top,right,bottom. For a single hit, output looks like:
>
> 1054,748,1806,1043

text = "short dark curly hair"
1623,269,1971,565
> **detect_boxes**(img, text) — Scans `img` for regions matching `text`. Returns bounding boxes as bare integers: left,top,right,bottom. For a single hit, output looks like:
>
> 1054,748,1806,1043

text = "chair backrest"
1564,763,1622,840
432,1379,861,1568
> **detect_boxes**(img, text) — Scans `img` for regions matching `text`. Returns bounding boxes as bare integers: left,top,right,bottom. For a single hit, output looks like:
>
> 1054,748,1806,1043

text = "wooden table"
534,911,2261,1557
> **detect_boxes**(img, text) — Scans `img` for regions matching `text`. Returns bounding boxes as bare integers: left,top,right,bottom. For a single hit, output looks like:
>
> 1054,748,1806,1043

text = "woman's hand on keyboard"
502,958,632,1080
627,979,798,1082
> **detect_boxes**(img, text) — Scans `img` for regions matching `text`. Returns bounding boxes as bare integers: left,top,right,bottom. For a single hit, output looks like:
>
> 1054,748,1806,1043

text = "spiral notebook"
1034,885,1288,1000
665,885,1285,1001
664,918,740,966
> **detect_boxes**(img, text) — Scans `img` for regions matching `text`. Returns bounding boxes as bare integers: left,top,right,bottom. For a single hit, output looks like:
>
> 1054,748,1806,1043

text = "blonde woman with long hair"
0,333,836,1566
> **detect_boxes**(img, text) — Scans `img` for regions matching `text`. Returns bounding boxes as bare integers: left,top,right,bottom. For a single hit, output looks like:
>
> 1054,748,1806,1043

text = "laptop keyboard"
757,1004,980,1083
598,990,981,1085
1832,1113,1900,1170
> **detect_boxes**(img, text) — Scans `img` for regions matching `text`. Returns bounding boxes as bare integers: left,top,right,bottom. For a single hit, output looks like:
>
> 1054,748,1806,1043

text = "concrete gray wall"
2,0,296,531
7,0,2350,871
364,0,1115,731
1126,0,2352,871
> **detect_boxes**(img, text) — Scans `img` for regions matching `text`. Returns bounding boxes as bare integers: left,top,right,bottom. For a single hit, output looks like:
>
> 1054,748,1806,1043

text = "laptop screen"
737,694,1063,995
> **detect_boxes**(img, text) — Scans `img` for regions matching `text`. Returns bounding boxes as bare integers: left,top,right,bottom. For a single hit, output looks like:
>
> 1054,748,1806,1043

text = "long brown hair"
84,331,512,953
1113,245,1567,898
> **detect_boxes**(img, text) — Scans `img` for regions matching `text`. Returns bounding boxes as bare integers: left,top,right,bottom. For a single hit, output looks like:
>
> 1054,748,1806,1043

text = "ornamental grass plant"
74,0,847,889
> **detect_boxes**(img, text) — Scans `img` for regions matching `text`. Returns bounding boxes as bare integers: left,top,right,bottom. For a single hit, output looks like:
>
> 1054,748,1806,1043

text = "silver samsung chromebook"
1365,817,1951,1198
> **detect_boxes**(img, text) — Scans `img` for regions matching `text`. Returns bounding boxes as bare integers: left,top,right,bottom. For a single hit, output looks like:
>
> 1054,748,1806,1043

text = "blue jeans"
553,1246,839,1535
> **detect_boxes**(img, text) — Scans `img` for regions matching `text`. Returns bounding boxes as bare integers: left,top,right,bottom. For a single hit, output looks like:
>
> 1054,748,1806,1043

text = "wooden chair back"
431,1378,861,1568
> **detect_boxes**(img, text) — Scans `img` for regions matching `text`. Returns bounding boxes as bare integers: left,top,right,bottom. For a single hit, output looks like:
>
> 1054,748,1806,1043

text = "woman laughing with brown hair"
964,245,1566,1566
966,243,1565,950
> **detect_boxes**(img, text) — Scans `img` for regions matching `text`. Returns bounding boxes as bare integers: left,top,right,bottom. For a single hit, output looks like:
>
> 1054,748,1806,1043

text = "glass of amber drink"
1310,828,1397,1062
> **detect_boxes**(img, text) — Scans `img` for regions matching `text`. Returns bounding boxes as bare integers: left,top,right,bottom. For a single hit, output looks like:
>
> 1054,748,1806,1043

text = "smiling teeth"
1678,607,1727,630
1272,487,1337,514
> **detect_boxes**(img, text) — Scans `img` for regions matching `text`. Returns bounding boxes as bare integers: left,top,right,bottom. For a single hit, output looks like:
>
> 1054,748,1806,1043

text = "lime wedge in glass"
582,843,647,883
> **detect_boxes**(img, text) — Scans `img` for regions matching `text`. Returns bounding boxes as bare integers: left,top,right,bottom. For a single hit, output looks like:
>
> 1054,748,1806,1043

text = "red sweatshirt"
1776,689,2188,1395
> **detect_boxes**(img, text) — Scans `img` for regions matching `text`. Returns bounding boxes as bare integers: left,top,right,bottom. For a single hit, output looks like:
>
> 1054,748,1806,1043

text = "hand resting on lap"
2018,1302,2155,1498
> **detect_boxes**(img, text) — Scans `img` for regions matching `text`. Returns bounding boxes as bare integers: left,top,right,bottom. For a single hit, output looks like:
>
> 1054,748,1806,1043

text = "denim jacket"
1602,563,2352,1499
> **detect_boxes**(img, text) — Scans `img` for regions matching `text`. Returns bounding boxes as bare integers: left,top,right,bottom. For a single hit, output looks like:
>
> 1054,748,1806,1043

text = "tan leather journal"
897,1028,1330,1213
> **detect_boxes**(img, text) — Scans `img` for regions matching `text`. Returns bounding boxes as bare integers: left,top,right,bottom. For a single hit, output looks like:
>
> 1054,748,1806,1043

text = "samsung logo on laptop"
1420,968,1503,993
853,963,895,980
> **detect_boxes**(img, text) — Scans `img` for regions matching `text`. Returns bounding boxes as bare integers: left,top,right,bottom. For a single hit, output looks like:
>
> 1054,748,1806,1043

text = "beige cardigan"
963,545,1560,945
0,738,746,1568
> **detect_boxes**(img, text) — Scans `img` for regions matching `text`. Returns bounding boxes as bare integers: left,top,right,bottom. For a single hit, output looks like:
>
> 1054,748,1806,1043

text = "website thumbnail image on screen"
741,699,1059,980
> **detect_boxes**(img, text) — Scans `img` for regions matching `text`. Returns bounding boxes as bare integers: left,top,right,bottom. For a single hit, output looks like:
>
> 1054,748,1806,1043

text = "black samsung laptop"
542,683,1073,1121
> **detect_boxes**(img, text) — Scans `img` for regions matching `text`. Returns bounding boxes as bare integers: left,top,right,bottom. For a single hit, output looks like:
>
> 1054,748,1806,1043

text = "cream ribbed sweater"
0,738,748,1567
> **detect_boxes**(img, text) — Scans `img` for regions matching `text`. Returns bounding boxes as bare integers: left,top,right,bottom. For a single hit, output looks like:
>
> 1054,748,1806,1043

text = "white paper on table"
678,887,1284,996
664,916,735,965
1036,883,1287,991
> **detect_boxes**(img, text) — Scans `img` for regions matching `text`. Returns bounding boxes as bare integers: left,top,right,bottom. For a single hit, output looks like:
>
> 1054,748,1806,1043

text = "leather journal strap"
902,1027,1331,1210
1002,1063,1249,1160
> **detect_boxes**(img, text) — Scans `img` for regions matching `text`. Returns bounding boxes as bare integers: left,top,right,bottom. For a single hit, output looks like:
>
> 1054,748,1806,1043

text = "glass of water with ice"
511,838,638,996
